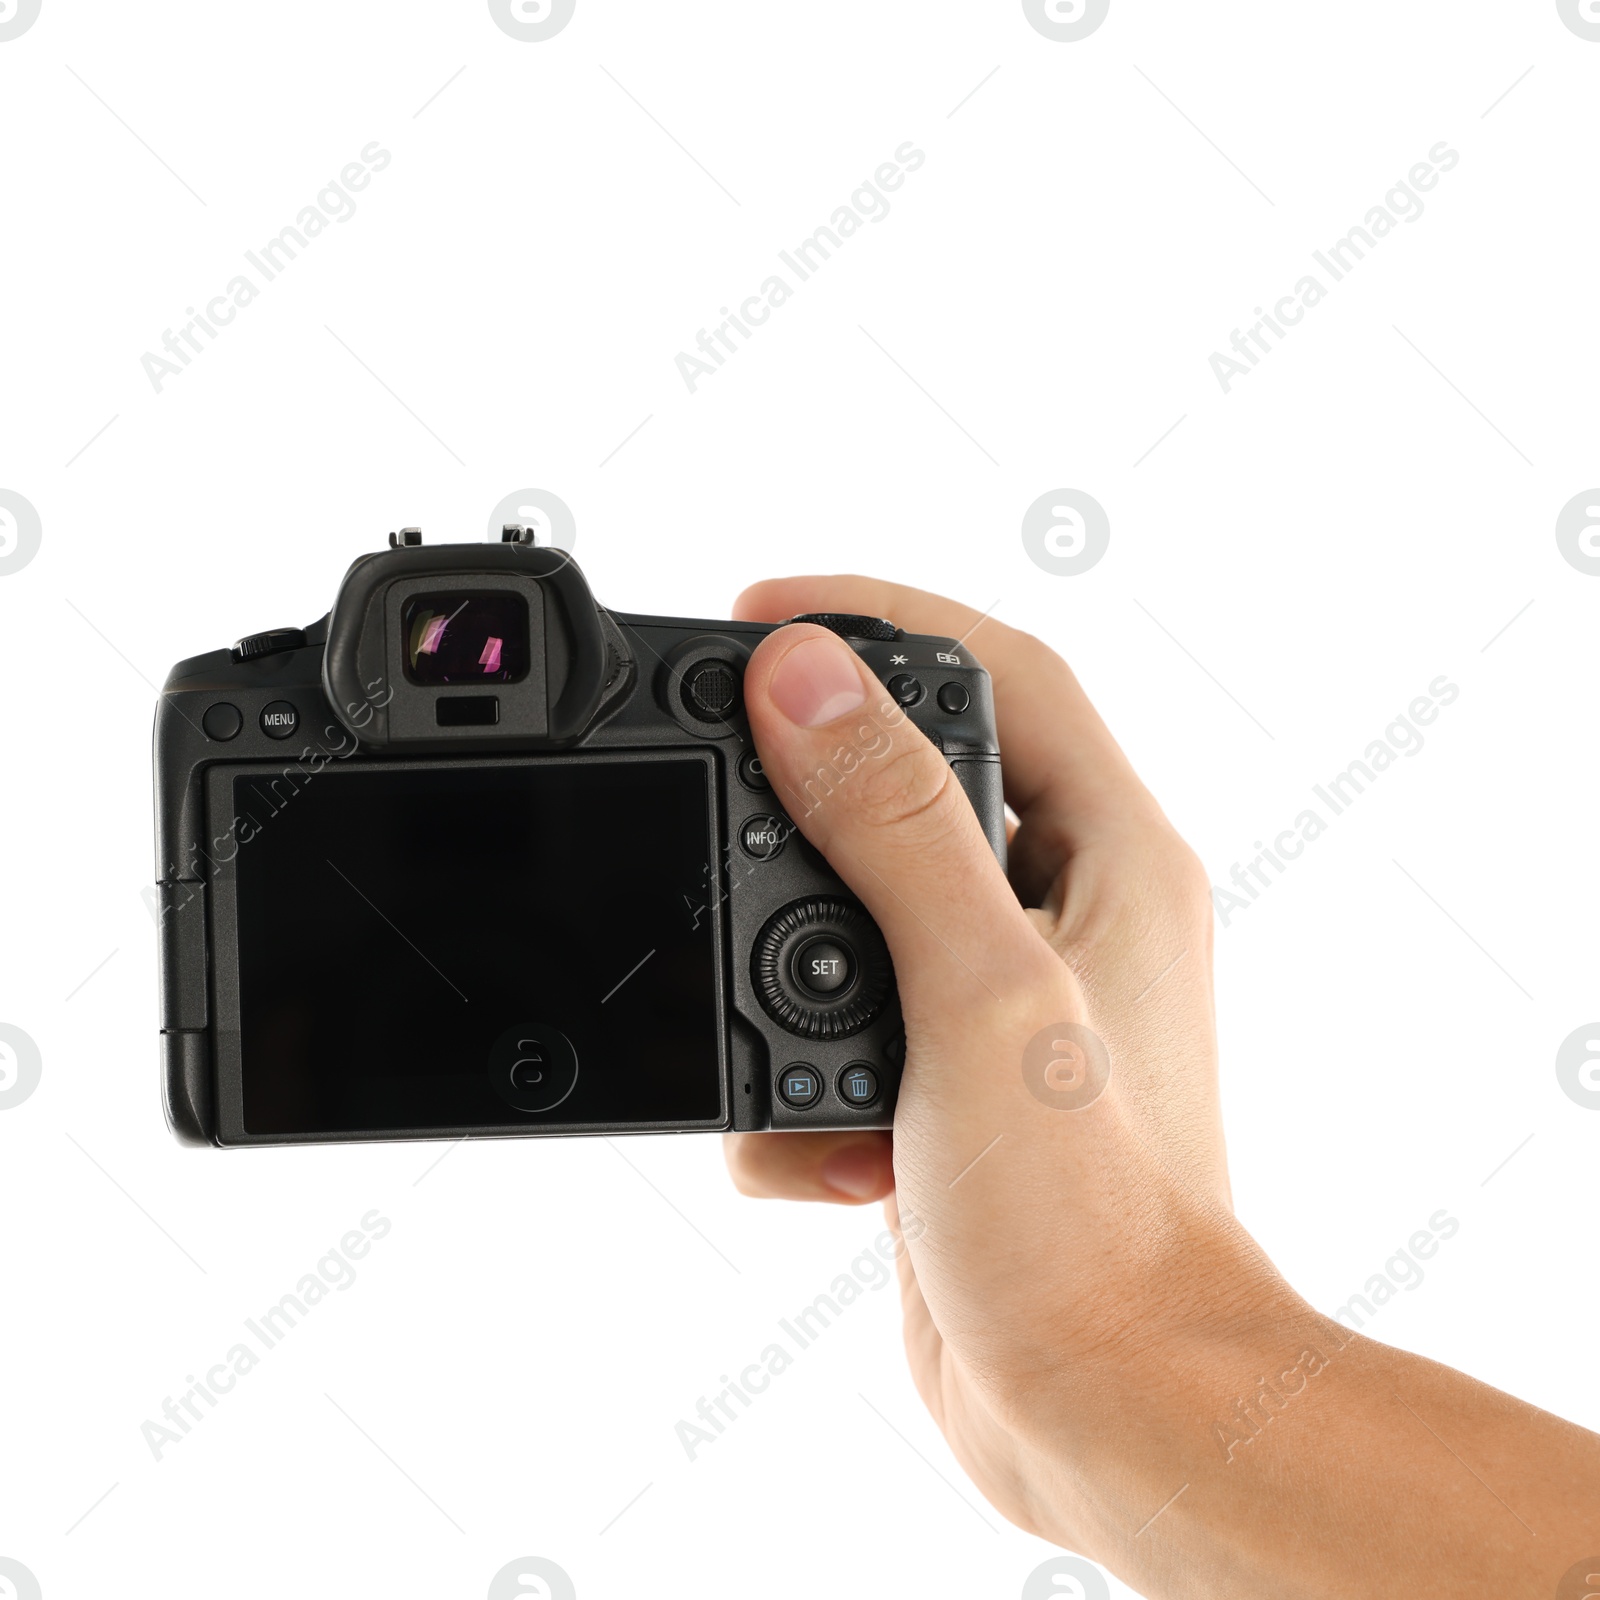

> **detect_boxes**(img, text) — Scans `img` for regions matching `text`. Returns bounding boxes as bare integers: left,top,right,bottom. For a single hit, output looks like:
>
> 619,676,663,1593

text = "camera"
153,528,1005,1147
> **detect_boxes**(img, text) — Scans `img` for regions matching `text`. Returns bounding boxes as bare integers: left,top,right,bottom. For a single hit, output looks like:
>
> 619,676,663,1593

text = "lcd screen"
228,756,722,1134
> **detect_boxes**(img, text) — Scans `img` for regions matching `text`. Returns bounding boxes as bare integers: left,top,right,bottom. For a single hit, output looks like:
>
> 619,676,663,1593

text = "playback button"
259,700,299,740
777,1064,822,1109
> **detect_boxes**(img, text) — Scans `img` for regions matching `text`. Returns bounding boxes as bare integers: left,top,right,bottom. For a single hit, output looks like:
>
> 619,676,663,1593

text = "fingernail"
769,633,867,728
821,1142,885,1199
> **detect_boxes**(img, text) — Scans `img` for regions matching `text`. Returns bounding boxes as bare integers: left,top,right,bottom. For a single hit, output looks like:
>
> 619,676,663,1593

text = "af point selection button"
777,1064,822,1109
488,1023,579,1115
740,813,790,861
260,700,299,740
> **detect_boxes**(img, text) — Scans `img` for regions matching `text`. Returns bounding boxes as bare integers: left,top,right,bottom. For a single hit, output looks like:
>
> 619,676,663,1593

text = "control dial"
752,897,893,1039
781,612,898,643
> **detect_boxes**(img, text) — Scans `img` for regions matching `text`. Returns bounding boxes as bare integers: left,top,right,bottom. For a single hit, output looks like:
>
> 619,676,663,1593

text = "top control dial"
781,612,898,643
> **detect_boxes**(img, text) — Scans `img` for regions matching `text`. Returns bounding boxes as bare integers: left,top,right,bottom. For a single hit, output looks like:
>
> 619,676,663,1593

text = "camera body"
153,531,1004,1147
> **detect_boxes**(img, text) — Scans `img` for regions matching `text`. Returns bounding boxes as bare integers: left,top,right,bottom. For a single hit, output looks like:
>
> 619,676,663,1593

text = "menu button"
260,701,300,740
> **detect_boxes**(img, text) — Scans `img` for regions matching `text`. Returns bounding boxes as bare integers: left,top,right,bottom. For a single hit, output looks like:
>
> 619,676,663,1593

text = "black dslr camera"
153,529,1004,1147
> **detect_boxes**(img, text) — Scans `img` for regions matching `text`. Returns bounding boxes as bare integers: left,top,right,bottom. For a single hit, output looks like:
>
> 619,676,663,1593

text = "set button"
792,937,854,996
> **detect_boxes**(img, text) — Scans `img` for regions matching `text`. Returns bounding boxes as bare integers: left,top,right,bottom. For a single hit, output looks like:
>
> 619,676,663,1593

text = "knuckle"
1044,832,1212,976
995,619,1063,688
1131,836,1216,936
849,737,959,839
1120,829,1211,910
995,940,1082,1016
1162,837,1213,914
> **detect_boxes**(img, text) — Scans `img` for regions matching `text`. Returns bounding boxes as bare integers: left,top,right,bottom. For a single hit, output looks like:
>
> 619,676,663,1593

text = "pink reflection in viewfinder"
479,636,503,673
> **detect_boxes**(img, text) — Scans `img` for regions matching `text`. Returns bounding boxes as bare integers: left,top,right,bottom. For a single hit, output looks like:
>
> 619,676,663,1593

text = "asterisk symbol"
890,653,908,665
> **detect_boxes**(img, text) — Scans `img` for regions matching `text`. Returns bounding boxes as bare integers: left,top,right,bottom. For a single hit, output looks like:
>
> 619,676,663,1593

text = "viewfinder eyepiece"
402,590,530,685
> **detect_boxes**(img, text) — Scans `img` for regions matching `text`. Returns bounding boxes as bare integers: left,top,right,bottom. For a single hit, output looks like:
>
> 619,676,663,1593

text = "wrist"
999,1205,1331,1580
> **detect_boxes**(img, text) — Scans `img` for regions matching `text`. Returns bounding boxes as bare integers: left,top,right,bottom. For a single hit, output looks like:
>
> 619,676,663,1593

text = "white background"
2,2,1598,1597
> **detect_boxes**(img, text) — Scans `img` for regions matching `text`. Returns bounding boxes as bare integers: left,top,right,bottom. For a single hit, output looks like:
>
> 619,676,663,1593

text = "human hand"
721,578,1600,1598
723,576,1247,1555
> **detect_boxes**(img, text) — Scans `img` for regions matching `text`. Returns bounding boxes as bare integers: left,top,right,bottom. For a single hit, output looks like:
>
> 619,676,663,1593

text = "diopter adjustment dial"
231,627,308,662
752,897,893,1039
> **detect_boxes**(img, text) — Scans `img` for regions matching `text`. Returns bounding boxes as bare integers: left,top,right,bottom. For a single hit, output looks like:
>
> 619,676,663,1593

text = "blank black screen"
231,757,722,1135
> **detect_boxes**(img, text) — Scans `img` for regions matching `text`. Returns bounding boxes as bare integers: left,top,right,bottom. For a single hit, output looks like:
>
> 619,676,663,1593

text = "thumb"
743,624,1047,1014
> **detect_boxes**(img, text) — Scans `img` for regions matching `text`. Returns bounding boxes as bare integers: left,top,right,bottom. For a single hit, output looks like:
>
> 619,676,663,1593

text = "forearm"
1017,1230,1600,1598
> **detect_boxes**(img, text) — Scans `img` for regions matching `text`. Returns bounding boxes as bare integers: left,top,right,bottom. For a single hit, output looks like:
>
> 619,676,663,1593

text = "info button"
739,814,790,861
259,700,299,740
